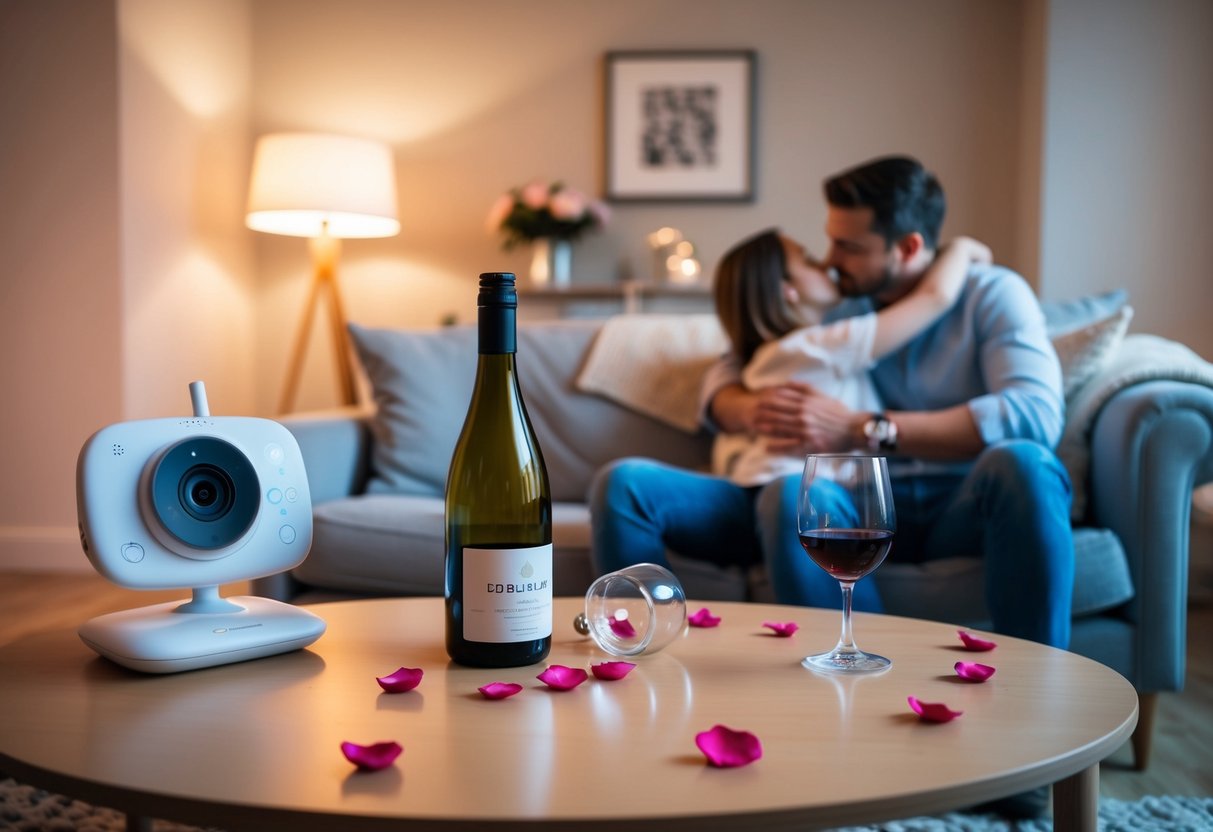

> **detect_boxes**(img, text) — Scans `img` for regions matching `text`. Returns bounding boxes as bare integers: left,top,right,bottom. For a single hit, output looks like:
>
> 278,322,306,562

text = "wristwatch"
863,413,899,452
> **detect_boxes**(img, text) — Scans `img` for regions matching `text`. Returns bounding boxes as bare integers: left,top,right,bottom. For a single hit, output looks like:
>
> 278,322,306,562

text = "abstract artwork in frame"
605,50,755,202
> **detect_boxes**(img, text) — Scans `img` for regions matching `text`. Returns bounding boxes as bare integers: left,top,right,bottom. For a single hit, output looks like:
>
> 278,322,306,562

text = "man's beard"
837,264,896,298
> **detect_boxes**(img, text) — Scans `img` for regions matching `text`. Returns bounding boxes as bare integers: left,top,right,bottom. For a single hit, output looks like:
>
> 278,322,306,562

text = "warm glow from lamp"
245,132,400,412
246,133,400,238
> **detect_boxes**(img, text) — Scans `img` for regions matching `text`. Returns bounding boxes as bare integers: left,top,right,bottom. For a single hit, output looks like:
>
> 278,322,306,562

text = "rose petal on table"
958,630,997,651
478,682,524,700
907,696,963,723
695,725,763,768
954,661,996,682
761,621,799,637
591,661,637,681
341,740,403,771
609,617,637,638
375,666,424,693
688,608,722,628
537,665,589,690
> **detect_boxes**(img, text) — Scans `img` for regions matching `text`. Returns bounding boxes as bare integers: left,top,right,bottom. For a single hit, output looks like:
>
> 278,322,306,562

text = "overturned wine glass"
573,563,687,657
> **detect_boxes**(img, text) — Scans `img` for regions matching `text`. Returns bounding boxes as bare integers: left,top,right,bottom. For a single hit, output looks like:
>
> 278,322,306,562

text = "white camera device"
76,381,325,673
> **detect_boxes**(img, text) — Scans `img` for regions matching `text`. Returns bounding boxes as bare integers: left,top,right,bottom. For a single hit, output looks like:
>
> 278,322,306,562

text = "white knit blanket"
1059,333,1213,520
575,314,728,433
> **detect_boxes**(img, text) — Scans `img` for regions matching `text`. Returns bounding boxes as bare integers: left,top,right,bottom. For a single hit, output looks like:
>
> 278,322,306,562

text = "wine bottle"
444,272,553,667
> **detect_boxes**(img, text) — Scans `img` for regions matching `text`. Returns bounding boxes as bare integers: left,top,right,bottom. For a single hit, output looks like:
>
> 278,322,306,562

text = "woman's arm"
869,237,991,357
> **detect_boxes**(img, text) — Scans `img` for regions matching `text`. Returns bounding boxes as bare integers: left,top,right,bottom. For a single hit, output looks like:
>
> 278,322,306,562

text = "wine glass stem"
837,581,858,654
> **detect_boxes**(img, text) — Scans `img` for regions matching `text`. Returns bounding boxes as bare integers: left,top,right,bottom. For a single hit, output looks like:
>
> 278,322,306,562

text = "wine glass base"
802,650,891,675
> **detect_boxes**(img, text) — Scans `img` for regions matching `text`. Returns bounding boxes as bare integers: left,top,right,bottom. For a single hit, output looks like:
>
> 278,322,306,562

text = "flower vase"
530,238,572,287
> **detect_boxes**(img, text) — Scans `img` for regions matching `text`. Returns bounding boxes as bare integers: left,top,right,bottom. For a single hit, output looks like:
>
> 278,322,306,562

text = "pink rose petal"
954,661,996,682
591,661,637,681
907,696,963,723
609,617,637,639
695,725,763,768
341,740,402,771
375,666,424,693
478,682,523,700
762,621,799,637
688,608,721,628
958,630,997,651
537,665,588,691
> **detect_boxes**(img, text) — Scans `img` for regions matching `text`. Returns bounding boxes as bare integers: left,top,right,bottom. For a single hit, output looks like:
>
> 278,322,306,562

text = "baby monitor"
76,381,325,673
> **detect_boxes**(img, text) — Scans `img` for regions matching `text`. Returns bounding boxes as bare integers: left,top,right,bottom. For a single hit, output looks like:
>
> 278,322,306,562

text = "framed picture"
605,50,755,202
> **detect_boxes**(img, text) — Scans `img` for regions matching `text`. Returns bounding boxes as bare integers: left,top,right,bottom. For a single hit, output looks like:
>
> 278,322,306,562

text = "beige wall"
119,0,257,418
0,2,124,570
0,0,254,570
1,0,1209,571
1037,0,1213,357
248,0,1028,413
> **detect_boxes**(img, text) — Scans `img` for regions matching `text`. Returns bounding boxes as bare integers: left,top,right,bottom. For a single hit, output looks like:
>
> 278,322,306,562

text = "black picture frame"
605,50,756,203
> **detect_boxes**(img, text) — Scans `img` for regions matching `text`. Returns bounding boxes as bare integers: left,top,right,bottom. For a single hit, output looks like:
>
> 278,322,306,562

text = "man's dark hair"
824,156,946,250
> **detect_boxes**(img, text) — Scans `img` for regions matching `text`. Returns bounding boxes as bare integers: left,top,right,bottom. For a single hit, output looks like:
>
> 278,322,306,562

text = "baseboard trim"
0,527,89,572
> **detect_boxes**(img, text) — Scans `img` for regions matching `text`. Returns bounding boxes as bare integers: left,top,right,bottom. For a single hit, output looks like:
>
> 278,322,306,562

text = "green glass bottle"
444,272,553,667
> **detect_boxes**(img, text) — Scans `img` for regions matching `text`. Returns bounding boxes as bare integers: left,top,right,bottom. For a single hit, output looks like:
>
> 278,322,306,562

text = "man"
591,155,1074,649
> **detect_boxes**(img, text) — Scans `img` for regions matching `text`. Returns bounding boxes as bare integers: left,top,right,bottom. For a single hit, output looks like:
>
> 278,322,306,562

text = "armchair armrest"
1088,380,1213,692
281,407,374,504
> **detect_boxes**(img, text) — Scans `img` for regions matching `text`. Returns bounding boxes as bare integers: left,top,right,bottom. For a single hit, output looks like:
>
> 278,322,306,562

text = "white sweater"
712,312,883,486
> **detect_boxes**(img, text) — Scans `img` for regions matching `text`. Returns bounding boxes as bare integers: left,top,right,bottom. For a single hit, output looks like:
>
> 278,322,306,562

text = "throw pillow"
1041,289,1128,337
1051,304,1134,400
349,323,476,497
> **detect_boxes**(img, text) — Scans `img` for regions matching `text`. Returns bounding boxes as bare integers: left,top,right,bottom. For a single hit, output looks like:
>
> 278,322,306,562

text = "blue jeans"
589,440,1074,647
588,460,883,613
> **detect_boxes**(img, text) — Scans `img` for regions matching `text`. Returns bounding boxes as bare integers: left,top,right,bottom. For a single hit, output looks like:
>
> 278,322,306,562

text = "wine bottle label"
462,544,553,643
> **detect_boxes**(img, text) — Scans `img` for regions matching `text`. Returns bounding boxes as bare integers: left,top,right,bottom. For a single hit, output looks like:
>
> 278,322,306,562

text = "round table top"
0,597,1137,830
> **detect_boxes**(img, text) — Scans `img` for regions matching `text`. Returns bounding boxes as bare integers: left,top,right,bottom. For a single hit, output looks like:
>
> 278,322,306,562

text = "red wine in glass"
799,529,893,582
797,454,895,674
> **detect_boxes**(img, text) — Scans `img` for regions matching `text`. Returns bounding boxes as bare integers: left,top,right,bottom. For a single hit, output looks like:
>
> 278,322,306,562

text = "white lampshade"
245,132,400,238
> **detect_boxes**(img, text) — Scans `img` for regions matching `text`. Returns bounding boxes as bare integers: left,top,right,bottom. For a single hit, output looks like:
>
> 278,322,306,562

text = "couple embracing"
590,155,1074,650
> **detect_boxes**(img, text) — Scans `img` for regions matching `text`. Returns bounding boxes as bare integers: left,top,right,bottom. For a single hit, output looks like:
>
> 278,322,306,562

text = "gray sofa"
253,307,1213,771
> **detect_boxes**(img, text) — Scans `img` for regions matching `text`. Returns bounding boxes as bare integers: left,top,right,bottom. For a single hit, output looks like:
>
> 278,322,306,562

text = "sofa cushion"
868,526,1133,626
292,494,597,597
350,321,711,502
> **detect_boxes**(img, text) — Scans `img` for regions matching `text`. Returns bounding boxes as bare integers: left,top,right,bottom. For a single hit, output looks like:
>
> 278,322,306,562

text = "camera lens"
180,465,234,521
150,437,260,551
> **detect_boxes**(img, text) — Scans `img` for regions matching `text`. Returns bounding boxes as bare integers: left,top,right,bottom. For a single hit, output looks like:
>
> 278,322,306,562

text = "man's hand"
752,381,864,455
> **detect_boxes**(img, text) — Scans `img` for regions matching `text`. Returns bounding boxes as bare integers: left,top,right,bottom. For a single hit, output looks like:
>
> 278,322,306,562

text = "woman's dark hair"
713,228,808,364
823,156,946,250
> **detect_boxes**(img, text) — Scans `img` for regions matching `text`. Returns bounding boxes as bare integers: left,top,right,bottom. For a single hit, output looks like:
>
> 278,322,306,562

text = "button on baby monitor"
285,487,298,503
120,542,145,563
278,524,296,544
265,443,284,465
267,487,283,504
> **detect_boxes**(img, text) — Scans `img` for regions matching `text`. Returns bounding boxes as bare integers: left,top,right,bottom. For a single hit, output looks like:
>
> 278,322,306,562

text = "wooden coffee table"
0,597,1136,831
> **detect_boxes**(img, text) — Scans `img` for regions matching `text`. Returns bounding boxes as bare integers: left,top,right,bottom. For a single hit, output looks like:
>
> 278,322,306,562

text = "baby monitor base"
78,595,326,673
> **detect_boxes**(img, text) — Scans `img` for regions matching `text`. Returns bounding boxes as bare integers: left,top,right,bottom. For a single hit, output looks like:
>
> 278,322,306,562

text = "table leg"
1052,763,1099,832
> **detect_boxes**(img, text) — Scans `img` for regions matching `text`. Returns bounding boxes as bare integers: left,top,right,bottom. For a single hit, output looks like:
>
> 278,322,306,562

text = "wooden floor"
0,571,1210,804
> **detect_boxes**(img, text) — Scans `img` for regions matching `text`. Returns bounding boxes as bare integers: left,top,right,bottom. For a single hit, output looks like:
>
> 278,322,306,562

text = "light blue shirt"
702,263,1065,476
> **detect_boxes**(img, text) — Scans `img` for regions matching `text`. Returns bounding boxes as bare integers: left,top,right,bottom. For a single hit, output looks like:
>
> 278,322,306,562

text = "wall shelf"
518,281,711,317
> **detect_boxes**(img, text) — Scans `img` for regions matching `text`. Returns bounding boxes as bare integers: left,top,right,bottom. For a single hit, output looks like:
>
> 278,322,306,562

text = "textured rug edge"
2,777,1211,831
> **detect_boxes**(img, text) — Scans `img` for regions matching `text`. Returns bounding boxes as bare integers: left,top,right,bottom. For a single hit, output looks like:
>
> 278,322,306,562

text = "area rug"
1,777,1210,831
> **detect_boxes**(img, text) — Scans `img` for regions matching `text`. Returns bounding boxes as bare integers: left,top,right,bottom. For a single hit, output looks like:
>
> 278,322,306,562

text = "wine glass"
573,564,687,657
797,453,895,674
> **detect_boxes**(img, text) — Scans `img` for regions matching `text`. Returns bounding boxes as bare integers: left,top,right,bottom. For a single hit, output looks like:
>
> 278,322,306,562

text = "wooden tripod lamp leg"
278,230,358,413
277,264,324,415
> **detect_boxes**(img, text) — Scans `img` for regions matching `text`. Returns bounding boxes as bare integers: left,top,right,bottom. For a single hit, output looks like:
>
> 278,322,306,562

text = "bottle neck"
478,303,516,355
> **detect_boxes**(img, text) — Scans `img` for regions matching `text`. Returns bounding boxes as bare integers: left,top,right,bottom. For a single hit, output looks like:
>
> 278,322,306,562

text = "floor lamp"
246,132,400,413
